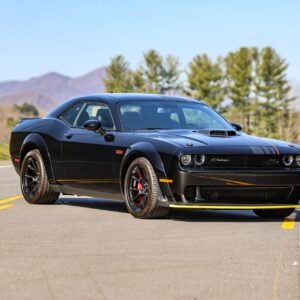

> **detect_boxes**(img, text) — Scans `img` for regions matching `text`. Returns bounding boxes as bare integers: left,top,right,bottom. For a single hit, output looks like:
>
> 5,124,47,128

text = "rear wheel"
124,157,169,219
21,149,59,204
253,208,295,218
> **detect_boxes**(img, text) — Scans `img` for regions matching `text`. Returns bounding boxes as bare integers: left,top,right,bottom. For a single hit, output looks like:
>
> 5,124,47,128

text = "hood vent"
209,130,237,137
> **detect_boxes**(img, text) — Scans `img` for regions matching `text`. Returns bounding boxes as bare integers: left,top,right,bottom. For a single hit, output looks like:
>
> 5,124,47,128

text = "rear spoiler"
19,117,41,123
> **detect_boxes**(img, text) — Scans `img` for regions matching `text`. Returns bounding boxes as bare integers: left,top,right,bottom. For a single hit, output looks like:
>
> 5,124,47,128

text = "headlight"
180,154,192,166
195,154,206,166
296,155,300,167
282,155,293,166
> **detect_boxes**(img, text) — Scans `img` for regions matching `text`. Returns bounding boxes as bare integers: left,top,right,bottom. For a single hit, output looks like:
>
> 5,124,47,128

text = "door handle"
64,133,73,139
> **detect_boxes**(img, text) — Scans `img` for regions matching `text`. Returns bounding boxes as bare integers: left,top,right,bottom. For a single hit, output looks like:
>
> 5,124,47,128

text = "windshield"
118,101,233,131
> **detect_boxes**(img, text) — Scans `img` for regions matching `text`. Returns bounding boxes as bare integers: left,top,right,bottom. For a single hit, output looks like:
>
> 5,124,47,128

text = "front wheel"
21,149,59,204
253,208,295,218
124,157,169,219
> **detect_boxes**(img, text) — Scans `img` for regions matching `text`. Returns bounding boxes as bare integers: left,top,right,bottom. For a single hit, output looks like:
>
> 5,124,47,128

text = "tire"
124,157,169,219
20,149,59,204
253,208,295,218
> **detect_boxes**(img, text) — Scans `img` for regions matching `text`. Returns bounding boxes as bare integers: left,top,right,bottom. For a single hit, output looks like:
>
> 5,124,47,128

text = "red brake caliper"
134,169,144,203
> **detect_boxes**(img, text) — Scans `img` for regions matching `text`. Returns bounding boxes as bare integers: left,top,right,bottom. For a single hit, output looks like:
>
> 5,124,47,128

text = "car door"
60,101,118,194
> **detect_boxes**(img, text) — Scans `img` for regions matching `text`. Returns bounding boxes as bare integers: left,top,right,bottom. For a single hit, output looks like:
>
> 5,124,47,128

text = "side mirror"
83,120,106,135
231,122,243,131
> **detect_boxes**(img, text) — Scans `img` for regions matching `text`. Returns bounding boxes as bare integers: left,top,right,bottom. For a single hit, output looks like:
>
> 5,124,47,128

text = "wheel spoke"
135,167,143,179
132,194,141,203
31,159,39,173
27,181,37,188
132,194,146,208
31,183,39,193
137,194,147,209
27,164,36,173
131,175,144,183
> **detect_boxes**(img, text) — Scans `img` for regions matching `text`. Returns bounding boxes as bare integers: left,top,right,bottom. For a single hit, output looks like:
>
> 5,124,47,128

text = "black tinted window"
60,103,84,126
119,101,232,131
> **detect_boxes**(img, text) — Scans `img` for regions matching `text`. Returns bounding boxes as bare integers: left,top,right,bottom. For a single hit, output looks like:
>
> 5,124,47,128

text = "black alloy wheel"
21,149,59,204
128,165,149,213
124,157,169,219
22,155,40,199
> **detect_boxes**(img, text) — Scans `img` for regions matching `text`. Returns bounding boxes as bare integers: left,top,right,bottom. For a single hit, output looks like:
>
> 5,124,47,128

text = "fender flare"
120,142,173,200
20,133,55,181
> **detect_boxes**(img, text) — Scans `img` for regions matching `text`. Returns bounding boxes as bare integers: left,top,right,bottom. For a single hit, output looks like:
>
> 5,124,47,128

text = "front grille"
205,155,284,168
200,186,291,203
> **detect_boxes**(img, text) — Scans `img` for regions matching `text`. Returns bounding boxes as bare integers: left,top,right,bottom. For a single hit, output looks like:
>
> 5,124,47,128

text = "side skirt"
51,184,124,201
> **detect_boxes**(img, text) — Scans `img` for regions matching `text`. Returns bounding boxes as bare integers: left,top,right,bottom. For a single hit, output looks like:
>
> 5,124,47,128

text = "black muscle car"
10,93,300,218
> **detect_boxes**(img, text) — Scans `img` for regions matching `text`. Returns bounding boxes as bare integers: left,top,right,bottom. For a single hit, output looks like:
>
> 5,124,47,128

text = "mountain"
0,67,106,113
1,67,299,113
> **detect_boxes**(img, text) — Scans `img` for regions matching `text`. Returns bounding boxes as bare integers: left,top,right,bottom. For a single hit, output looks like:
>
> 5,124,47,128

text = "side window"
60,103,84,126
74,102,115,130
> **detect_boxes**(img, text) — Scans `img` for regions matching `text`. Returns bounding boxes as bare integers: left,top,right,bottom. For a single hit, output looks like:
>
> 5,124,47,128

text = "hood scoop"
207,130,237,137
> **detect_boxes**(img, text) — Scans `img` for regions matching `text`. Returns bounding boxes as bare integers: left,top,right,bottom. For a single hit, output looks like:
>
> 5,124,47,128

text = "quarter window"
60,103,84,126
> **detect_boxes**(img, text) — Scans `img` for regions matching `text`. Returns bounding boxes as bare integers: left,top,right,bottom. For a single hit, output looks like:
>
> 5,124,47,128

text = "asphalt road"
0,161,299,300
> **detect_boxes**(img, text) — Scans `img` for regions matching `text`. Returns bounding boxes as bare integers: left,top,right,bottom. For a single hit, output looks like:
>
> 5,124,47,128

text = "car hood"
140,129,300,155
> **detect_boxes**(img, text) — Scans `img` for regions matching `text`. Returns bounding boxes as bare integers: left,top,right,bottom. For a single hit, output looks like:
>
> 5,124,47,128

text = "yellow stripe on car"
169,204,300,210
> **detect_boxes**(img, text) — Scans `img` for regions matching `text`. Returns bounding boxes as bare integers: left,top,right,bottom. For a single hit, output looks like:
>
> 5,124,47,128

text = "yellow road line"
0,195,23,205
169,204,300,210
0,204,14,211
281,215,296,230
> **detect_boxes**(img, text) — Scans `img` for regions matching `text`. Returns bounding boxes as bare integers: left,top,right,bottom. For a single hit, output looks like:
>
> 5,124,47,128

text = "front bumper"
161,168,300,206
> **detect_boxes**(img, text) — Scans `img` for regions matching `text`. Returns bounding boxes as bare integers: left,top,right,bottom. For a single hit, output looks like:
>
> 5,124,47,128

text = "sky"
0,0,299,81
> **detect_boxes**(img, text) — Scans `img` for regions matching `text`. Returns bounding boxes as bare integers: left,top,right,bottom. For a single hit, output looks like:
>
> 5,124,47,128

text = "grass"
0,144,10,161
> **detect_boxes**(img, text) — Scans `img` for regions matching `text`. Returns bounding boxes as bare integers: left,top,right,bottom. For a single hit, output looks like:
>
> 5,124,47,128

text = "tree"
141,50,181,94
14,102,39,117
6,117,18,128
102,48,298,142
105,50,181,94
254,47,295,139
130,68,146,93
161,55,182,94
187,54,225,110
104,55,133,92
225,47,255,133
142,49,164,93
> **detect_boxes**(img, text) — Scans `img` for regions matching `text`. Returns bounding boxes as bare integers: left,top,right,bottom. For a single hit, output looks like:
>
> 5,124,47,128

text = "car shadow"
56,197,127,214
56,197,299,223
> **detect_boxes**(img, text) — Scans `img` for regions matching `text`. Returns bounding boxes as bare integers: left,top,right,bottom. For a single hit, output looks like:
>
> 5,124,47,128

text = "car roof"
78,93,201,103
47,93,205,117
